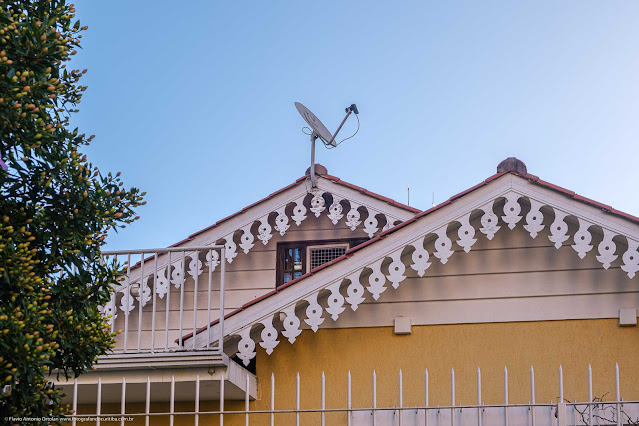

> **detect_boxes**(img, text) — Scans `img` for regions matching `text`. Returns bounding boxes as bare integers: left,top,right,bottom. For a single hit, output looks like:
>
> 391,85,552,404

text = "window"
277,239,365,287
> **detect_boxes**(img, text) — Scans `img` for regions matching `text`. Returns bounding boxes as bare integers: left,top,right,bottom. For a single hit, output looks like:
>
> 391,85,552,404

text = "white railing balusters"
195,374,200,426
530,365,536,426
296,372,300,426
137,255,144,351
193,252,199,351
151,253,158,352
425,369,429,426
504,366,508,426
145,376,150,426
72,378,77,426
372,370,377,426
451,368,455,426
245,373,250,426
615,363,621,426
178,250,186,347
321,371,326,426
207,249,213,349
120,377,126,426
164,250,171,351
588,364,593,426
100,246,224,354
220,376,225,426
270,373,275,426
123,253,131,352
398,369,403,426
96,377,102,426
170,374,175,426
477,367,481,426
220,250,226,353
347,371,352,426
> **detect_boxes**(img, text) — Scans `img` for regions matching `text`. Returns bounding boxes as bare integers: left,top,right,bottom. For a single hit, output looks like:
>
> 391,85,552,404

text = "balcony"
55,246,257,404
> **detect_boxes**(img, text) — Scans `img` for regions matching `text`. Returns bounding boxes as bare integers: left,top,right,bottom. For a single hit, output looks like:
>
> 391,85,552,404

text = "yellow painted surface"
78,318,639,425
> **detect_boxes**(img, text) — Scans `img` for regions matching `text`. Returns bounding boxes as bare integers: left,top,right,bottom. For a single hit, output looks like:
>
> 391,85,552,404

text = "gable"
185,173,639,365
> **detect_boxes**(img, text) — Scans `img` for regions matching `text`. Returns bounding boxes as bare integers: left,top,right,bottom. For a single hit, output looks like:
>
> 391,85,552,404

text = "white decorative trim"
327,196,344,225
572,218,593,259
223,234,238,264
281,305,302,344
191,176,639,360
119,286,135,314
386,248,406,289
291,197,308,226
479,201,500,240
345,202,362,231
345,270,366,311
239,224,255,254
366,258,387,300
236,327,256,366
304,293,324,332
456,213,477,253
155,266,170,299
382,215,398,232
310,191,326,217
363,208,380,238
99,294,117,326
325,281,346,321
257,215,273,245
136,275,152,307
187,254,203,279
259,317,279,355
205,250,220,272
621,239,639,279
433,226,454,264
596,228,618,269
170,258,184,289
502,193,522,230
548,208,569,249
274,206,290,236
410,239,431,277
524,199,545,239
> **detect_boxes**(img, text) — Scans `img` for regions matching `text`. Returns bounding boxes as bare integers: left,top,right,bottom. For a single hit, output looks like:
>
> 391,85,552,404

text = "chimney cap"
497,157,527,175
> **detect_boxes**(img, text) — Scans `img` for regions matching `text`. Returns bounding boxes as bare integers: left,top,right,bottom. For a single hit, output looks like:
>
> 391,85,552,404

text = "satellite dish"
295,102,336,147
295,101,359,188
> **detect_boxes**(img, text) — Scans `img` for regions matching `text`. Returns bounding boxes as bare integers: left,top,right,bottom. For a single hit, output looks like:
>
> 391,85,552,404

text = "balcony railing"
99,246,226,354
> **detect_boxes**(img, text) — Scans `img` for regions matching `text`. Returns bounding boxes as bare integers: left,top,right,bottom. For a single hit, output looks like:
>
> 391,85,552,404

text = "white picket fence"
67,364,639,426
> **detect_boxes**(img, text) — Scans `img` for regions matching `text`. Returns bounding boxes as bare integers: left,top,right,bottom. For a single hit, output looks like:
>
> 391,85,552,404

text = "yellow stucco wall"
78,318,639,425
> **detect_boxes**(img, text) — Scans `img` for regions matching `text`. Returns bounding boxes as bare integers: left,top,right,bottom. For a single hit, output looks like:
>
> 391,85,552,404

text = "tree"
0,0,144,420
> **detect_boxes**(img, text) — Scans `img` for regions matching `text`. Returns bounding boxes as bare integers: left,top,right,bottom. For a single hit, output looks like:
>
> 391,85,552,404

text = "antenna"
295,102,359,188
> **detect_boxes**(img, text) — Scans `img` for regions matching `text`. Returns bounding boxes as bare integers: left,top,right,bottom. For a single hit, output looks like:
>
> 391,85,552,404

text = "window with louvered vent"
277,239,365,287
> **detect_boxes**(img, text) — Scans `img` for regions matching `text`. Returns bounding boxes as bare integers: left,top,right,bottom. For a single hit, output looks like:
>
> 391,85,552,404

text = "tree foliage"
0,0,144,419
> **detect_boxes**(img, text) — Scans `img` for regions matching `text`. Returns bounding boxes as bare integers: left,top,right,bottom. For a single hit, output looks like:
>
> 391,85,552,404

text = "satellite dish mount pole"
310,131,318,188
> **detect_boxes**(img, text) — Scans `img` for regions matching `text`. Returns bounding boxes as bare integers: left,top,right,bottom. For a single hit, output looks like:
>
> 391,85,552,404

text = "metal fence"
99,246,226,353
68,364,638,426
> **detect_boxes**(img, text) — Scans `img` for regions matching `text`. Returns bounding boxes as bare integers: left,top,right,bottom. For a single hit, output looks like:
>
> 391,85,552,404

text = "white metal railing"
99,246,226,354
66,363,638,426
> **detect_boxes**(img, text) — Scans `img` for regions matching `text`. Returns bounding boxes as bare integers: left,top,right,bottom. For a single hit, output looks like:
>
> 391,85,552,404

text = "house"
59,157,639,425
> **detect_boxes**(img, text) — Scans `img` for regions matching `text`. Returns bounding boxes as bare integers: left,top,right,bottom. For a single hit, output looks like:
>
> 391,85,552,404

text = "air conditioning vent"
307,244,349,271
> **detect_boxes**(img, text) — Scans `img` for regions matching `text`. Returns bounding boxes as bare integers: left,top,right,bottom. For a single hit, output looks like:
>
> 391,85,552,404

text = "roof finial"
497,157,527,175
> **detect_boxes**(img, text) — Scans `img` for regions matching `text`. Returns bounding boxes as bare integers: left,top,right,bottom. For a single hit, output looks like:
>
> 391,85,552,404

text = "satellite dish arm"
327,104,358,147
310,132,318,188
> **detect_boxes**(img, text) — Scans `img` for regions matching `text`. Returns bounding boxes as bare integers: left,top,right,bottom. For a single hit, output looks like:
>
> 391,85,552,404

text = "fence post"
556,403,567,426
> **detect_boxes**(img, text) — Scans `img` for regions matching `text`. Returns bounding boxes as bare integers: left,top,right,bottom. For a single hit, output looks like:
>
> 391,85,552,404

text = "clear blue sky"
72,1,639,251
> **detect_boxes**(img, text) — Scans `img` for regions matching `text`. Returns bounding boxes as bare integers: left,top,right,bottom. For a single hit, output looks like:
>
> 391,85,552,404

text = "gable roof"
181,158,639,347
167,168,420,248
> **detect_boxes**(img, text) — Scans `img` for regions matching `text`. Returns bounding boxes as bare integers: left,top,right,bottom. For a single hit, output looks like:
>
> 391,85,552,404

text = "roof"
179,158,639,343
168,169,420,249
